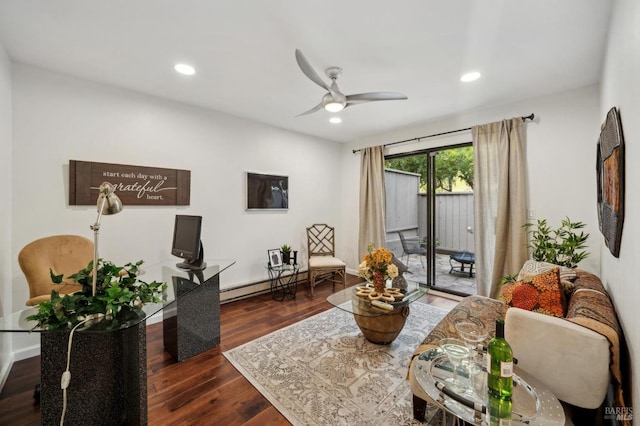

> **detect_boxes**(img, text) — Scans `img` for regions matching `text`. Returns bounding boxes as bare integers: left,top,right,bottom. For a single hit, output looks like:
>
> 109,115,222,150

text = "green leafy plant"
523,217,590,268
27,259,167,330
280,244,291,253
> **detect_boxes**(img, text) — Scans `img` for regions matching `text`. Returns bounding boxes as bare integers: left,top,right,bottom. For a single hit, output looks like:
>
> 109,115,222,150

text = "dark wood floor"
0,275,457,425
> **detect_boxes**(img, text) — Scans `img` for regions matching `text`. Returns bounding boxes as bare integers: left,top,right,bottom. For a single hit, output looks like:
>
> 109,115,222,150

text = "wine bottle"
487,319,513,400
488,394,512,426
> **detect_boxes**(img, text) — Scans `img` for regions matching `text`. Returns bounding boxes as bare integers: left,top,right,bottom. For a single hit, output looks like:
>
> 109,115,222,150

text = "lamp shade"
97,182,123,215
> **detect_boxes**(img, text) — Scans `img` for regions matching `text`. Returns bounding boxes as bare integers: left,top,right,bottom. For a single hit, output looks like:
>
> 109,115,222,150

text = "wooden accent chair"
306,224,346,296
18,235,94,306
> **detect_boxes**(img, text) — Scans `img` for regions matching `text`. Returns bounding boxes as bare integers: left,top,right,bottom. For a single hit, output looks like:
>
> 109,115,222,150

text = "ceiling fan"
295,49,407,116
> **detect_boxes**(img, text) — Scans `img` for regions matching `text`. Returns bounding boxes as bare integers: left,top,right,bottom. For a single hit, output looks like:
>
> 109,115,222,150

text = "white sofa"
505,305,610,408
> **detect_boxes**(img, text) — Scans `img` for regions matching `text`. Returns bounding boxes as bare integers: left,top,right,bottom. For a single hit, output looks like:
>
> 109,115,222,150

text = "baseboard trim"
0,352,14,392
220,271,312,303
13,343,40,361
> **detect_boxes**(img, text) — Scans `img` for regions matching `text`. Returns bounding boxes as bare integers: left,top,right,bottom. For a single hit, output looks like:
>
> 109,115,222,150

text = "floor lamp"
90,182,123,296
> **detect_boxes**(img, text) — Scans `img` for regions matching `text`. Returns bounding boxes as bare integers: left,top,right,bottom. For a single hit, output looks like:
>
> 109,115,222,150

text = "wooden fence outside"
385,169,474,254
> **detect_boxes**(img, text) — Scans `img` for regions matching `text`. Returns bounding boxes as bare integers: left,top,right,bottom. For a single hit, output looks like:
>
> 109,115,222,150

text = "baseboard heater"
220,272,309,304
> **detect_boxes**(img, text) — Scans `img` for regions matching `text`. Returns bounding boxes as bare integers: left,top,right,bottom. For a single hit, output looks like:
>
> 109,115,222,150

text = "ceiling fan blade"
295,49,331,92
346,92,408,105
296,102,324,117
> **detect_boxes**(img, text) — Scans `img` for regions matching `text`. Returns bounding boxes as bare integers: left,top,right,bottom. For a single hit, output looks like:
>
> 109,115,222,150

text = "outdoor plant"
27,259,167,330
523,217,590,268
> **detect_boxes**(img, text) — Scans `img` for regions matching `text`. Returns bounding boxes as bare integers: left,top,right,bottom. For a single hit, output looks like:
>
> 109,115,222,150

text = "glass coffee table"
326,281,428,344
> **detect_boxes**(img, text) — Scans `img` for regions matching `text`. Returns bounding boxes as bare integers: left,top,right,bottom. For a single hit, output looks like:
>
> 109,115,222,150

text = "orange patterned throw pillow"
501,267,566,318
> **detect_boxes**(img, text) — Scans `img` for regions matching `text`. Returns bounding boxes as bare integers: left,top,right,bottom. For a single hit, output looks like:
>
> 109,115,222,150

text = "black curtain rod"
352,113,535,154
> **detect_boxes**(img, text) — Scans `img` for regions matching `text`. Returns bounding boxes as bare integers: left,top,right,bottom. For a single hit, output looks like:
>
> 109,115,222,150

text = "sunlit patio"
400,252,477,296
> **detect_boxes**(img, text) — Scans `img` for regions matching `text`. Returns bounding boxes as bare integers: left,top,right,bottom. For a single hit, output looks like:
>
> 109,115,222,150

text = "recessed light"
460,71,481,82
174,63,196,76
329,117,342,124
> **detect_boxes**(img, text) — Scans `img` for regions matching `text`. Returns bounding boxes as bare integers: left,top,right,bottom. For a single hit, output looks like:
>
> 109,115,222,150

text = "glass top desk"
326,280,428,344
0,259,235,333
0,259,234,425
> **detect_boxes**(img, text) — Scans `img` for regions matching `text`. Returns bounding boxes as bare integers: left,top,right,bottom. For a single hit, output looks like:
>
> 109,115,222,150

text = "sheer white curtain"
358,146,386,256
473,118,528,298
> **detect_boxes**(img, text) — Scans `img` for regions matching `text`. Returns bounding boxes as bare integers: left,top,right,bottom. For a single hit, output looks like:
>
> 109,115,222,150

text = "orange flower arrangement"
357,244,399,291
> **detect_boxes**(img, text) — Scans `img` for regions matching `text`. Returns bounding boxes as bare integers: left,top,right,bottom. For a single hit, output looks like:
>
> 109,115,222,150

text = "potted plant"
27,259,166,330
280,244,292,264
523,217,590,268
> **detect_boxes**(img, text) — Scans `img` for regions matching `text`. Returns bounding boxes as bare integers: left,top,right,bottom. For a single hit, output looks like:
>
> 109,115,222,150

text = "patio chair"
306,224,346,297
398,231,427,269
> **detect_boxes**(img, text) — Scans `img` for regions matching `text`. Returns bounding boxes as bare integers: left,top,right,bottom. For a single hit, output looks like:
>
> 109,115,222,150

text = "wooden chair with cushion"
306,224,346,297
18,235,94,306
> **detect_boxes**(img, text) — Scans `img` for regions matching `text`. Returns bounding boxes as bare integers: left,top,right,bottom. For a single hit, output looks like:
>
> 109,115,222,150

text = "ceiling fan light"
324,102,344,112
329,117,342,124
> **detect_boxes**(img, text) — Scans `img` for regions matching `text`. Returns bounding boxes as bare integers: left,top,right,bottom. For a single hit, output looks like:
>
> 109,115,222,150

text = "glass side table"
266,263,301,301
414,347,565,425
326,281,428,344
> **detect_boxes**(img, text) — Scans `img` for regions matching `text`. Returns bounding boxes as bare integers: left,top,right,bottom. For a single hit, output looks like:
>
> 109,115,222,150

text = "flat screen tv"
171,214,206,270
246,172,288,210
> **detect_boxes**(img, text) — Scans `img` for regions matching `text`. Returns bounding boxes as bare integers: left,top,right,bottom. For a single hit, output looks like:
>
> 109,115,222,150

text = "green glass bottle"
488,394,512,426
487,319,513,400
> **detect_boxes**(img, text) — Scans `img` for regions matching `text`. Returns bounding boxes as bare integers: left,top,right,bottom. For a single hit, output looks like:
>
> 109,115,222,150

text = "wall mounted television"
246,172,288,210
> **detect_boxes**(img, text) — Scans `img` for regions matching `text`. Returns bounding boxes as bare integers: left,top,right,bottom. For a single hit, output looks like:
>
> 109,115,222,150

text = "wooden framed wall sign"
596,107,625,257
69,160,190,206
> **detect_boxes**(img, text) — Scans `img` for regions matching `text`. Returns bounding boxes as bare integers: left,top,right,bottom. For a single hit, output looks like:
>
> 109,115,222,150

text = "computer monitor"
171,215,206,270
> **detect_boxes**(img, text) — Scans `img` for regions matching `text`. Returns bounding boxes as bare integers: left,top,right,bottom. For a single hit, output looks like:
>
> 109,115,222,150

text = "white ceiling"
0,0,613,143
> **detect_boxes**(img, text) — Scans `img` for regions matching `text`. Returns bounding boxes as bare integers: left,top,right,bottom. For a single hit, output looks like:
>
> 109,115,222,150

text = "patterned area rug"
223,301,448,425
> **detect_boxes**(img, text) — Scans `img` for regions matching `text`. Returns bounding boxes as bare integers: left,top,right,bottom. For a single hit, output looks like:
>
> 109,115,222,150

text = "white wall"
0,42,13,388
10,63,343,308
341,85,602,277
600,0,639,413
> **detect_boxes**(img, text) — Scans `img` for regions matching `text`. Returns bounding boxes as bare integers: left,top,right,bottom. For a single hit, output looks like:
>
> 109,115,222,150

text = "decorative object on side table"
268,248,283,267
280,244,292,264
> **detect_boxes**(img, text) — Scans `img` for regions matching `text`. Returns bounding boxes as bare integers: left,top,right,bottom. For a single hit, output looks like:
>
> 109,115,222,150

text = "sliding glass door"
385,143,476,296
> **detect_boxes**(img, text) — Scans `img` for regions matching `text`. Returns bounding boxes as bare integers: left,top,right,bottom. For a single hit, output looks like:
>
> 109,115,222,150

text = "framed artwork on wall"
596,107,625,257
246,172,288,210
